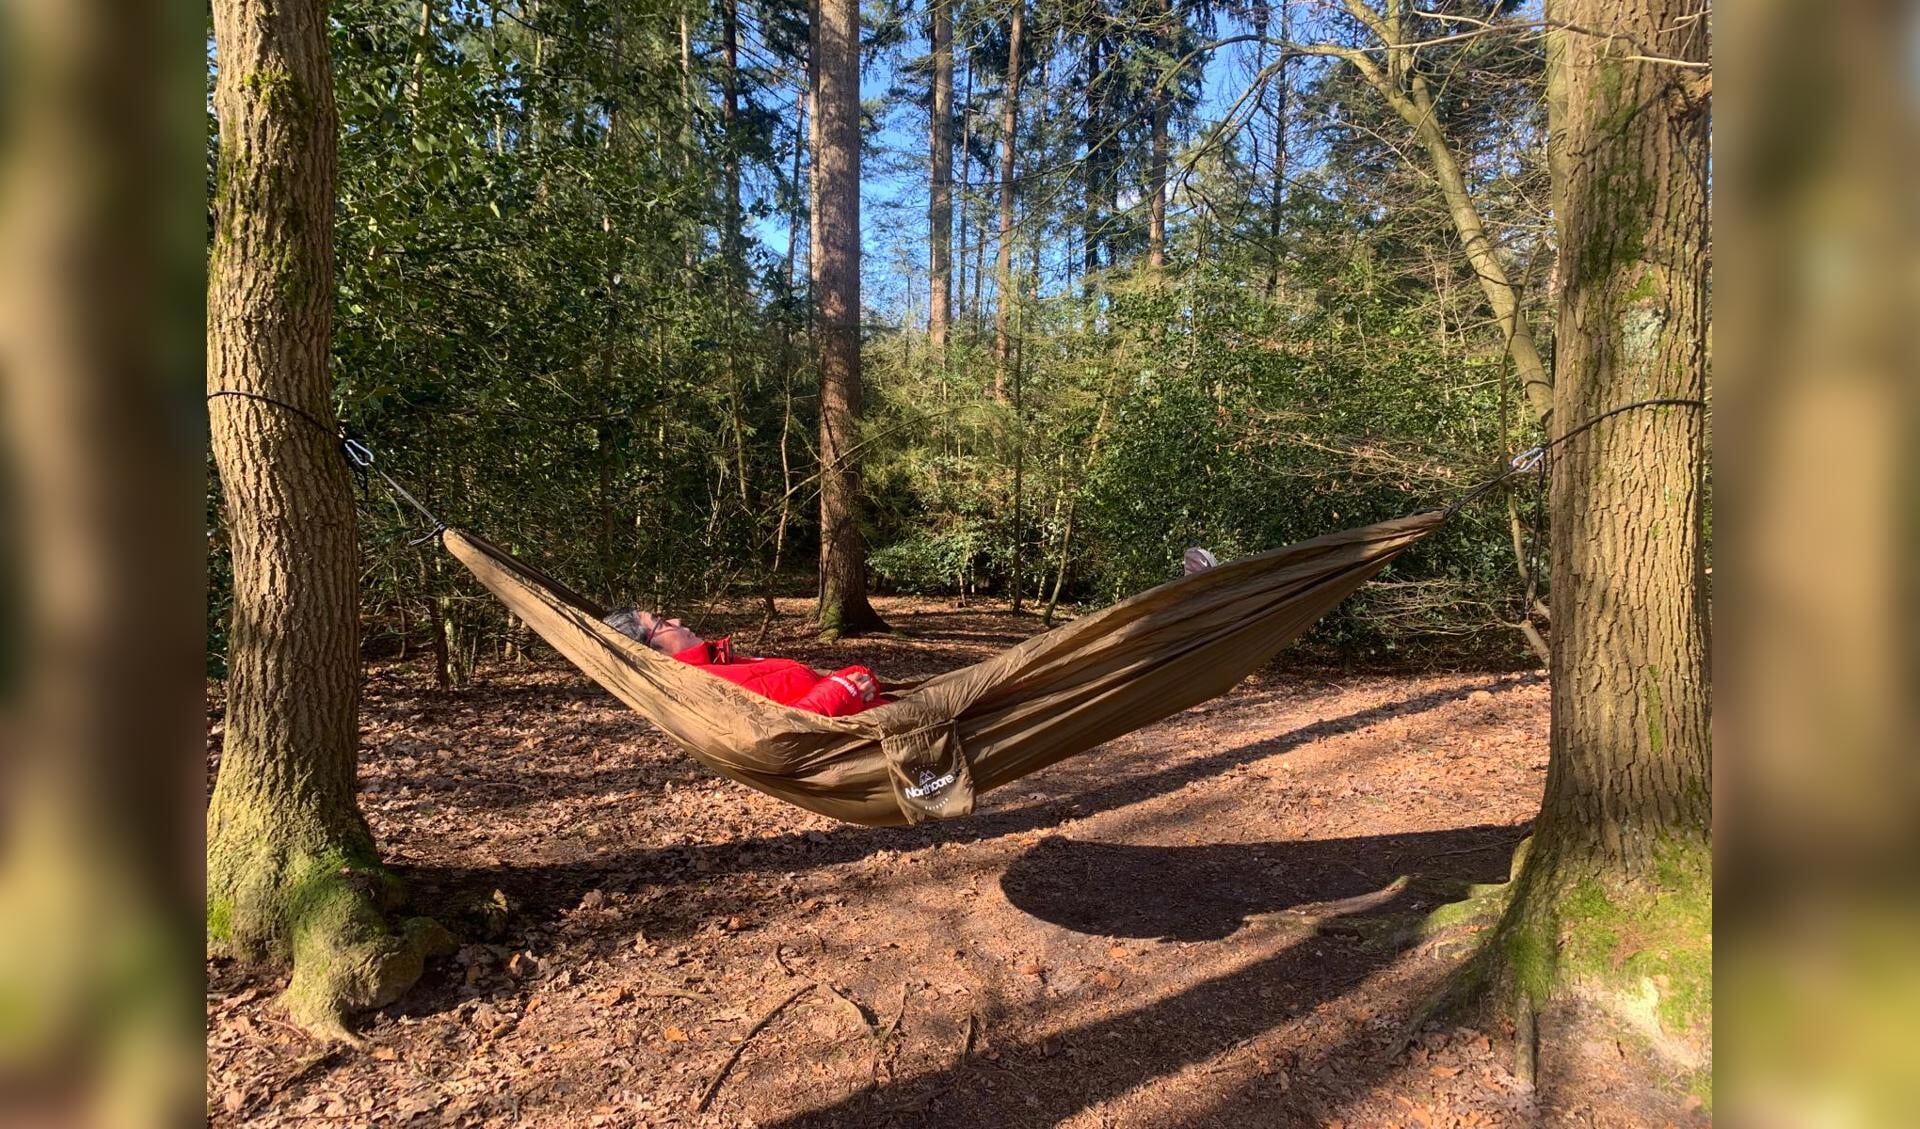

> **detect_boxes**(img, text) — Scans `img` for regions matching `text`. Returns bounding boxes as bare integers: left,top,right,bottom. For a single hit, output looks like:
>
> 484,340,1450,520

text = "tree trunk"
1466,0,1711,1073
206,0,449,1037
722,0,743,284
1081,36,1104,294
1265,0,1289,299
811,0,888,636
1146,0,1170,276
1534,0,1712,869
928,0,954,360
991,0,1024,401
0,0,201,1111
1325,0,1553,420
956,52,974,328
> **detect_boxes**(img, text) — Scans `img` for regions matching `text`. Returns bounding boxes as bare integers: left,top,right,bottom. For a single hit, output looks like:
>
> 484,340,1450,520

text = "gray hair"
602,607,649,643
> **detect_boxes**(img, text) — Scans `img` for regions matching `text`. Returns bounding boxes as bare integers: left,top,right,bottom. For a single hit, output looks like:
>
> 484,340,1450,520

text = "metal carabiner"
1508,444,1546,474
342,437,375,469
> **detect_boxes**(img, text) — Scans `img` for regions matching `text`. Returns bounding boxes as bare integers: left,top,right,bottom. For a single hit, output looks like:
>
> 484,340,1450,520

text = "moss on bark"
1420,836,1711,1095
209,843,454,1041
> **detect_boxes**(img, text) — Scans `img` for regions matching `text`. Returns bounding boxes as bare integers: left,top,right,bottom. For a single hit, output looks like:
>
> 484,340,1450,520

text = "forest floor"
207,595,1707,1128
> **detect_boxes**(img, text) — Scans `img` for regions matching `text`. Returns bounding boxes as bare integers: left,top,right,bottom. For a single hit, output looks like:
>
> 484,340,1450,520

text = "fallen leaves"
209,648,1584,1127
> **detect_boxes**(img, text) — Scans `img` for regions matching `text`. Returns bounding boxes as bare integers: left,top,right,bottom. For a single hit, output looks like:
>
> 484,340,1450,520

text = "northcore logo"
904,769,957,800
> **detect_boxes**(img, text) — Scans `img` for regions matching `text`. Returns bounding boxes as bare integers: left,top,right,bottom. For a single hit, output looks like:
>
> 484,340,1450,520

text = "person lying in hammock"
601,608,886,717
600,548,1214,718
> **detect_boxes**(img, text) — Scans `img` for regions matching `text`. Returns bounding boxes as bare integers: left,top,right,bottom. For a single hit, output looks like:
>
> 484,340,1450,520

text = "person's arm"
791,666,881,716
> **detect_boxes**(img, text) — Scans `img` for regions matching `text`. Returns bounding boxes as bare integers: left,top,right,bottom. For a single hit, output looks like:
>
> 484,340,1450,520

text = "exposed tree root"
209,848,455,1043
1392,836,1712,1104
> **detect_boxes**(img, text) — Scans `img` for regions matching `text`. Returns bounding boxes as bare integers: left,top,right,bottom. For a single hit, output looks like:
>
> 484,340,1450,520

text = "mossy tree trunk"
207,0,448,1037
811,0,888,637
1464,0,1712,1079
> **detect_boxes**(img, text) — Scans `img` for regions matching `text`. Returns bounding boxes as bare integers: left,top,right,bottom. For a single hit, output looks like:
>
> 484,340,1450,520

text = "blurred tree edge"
1422,0,1712,1095
205,0,452,1039
1,0,204,1118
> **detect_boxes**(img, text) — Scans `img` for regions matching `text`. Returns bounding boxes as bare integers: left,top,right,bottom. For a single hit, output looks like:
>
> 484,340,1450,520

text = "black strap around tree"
207,388,447,541
1442,396,1706,519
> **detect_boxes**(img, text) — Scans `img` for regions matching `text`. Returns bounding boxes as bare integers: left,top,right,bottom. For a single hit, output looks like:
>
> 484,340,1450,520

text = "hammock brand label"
904,769,958,800
880,720,976,824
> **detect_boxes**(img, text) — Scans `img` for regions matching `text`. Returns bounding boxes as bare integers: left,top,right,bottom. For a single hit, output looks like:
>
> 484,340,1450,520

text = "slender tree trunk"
807,6,823,314
679,11,695,150
1469,0,1712,1073
1324,0,1552,418
1146,0,1170,276
788,87,806,294
765,116,808,633
720,0,751,508
928,0,954,360
1082,36,1103,295
991,0,1024,401
811,0,888,635
527,0,545,153
1265,0,1289,299
956,53,974,330
207,0,449,1036
722,0,744,285
410,0,434,105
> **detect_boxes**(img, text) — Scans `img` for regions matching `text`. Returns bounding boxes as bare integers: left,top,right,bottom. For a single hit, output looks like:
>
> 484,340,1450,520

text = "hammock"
443,510,1445,827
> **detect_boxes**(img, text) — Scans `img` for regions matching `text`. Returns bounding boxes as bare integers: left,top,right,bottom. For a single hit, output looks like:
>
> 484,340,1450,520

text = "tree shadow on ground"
395,674,1534,934
760,822,1525,1128
1001,829,1527,942
393,673,1525,927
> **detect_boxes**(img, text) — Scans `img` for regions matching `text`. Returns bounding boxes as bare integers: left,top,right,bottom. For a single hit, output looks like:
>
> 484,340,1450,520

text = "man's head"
602,607,704,655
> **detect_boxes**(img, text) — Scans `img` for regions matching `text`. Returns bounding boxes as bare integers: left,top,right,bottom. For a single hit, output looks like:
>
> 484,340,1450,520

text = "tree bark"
1265,0,1289,299
928,0,954,359
0,0,201,1111
991,0,1024,401
206,0,448,1036
811,0,889,636
1531,0,1711,868
1146,0,1170,276
722,0,744,287
956,52,974,328
1469,0,1711,1052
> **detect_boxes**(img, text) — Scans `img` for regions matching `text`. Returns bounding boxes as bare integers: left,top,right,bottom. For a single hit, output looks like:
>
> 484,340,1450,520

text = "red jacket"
671,637,884,717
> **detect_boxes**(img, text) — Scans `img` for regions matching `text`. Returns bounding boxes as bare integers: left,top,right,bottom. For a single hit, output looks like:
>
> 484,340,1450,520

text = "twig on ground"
640,988,713,1005
695,983,814,1113
1246,876,1412,926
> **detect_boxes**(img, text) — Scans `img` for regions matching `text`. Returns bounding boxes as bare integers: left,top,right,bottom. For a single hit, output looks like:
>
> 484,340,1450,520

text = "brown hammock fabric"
443,510,1445,827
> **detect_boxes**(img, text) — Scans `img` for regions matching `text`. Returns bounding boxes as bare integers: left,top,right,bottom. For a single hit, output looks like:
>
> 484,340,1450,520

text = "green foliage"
207,0,1562,672
870,524,988,594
